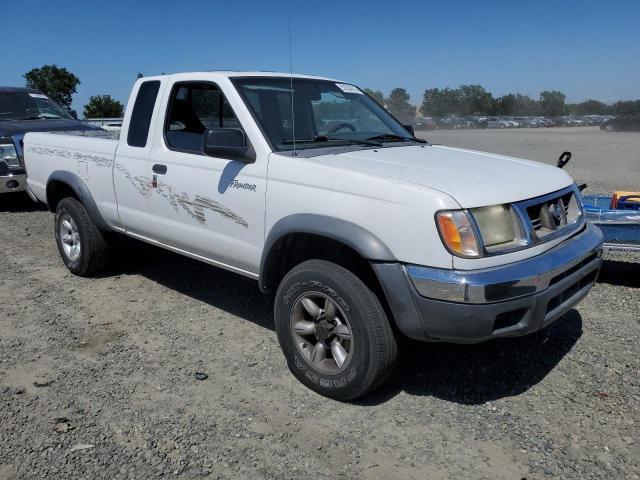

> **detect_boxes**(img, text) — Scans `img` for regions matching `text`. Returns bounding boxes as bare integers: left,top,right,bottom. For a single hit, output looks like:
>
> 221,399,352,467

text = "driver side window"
312,92,387,134
165,82,242,153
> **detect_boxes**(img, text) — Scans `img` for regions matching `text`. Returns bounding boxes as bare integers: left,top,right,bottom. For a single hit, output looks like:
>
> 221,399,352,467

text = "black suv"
0,87,100,195
600,112,640,132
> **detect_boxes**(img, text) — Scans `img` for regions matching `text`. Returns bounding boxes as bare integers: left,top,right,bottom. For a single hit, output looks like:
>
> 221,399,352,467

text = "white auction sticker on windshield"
335,83,362,94
28,93,48,99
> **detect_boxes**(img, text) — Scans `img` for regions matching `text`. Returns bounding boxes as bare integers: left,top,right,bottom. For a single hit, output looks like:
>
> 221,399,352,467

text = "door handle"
152,164,167,174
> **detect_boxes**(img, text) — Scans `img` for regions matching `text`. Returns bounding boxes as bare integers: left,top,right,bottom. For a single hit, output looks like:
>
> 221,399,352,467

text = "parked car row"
413,114,618,130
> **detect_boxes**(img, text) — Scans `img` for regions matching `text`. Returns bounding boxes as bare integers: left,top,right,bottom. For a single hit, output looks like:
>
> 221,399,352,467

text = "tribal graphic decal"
114,162,249,228
28,146,113,168
154,181,249,228
28,144,248,228
115,163,152,196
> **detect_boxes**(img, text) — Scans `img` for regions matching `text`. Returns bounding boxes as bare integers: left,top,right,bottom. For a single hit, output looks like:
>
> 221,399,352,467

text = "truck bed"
52,129,121,140
24,131,119,224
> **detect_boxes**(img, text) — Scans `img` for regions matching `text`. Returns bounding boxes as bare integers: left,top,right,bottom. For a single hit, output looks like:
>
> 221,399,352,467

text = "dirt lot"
1,127,638,479
420,126,640,194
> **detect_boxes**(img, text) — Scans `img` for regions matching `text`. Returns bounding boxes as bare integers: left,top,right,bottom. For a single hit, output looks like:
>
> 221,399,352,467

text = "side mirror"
403,124,415,137
69,109,78,119
202,128,252,162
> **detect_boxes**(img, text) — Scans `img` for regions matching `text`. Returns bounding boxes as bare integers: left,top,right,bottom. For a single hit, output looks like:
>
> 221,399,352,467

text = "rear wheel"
274,259,398,400
55,197,108,276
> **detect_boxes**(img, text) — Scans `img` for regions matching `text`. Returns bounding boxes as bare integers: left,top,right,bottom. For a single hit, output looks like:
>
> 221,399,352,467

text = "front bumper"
0,172,27,194
373,222,603,343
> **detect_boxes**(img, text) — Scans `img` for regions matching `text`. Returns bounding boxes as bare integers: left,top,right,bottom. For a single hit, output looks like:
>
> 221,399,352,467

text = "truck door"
113,79,163,236
146,79,267,276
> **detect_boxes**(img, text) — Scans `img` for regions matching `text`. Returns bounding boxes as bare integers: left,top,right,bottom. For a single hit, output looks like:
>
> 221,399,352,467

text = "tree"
23,65,80,109
568,99,610,115
539,90,567,116
363,88,385,105
458,84,494,115
83,95,124,118
496,93,538,116
385,88,416,123
495,94,517,115
420,87,461,116
610,100,640,115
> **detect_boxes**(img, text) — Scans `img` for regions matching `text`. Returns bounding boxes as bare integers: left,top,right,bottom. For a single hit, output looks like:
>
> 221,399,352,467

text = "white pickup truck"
24,72,603,399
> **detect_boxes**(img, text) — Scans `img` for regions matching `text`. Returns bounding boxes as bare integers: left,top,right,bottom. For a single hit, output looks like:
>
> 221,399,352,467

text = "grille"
525,190,576,239
545,270,598,315
548,253,598,287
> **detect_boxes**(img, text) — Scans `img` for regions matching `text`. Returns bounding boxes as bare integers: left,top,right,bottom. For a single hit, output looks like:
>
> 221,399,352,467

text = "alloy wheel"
59,214,81,262
290,292,353,373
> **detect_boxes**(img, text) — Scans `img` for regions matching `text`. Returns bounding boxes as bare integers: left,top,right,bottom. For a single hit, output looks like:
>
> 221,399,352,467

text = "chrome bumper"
0,172,27,194
372,223,603,343
407,222,603,304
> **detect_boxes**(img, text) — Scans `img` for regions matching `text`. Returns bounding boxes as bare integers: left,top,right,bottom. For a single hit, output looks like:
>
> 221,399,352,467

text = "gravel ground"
1,127,639,479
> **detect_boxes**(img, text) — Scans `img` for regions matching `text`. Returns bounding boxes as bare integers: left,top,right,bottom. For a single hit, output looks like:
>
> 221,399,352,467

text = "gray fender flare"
259,213,395,292
46,170,111,231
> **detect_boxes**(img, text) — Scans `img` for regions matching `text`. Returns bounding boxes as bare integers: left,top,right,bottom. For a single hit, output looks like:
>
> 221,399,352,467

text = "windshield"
0,92,73,121
232,77,415,151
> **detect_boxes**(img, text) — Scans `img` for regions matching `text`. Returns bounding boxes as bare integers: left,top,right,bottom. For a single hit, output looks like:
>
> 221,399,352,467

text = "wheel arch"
46,171,111,231
259,214,395,293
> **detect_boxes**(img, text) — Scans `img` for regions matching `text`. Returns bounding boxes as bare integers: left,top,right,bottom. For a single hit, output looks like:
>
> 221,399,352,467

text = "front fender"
259,213,396,291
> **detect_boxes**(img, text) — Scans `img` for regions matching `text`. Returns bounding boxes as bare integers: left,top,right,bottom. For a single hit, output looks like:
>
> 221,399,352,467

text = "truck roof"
140,71,340,82
0,86,42,94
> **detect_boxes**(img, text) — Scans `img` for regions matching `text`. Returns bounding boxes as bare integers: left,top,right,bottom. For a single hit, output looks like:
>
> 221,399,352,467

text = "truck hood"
0,118,101,137
310,144,574,208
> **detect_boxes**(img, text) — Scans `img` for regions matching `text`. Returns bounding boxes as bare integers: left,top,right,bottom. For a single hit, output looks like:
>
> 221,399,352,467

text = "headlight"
435,210,481,257
0,138,20,169
470,204,528,253
437,204,526,258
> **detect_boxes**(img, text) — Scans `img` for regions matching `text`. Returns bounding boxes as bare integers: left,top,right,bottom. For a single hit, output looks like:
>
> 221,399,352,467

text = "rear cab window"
127,81,161,148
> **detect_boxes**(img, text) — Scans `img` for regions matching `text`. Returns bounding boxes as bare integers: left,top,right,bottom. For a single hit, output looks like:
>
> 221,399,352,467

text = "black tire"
54,197,108,276
274,259,398,400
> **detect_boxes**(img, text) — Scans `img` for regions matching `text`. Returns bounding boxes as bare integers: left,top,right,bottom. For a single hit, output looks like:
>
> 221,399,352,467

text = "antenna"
288,12,297,156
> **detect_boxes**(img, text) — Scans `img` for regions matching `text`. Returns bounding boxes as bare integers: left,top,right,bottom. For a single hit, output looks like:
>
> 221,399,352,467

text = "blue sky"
2,0,639,112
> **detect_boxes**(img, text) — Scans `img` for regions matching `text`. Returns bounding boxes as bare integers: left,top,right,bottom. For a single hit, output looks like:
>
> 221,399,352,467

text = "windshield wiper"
318,135,383,146
282,136,381,146
364,133,426,143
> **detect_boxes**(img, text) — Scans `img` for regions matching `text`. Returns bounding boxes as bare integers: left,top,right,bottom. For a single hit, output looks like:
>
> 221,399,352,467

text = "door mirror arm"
403,124,415,137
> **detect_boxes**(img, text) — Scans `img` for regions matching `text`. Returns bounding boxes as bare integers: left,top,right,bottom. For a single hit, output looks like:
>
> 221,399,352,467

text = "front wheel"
274,260,398,400
55,197,108,276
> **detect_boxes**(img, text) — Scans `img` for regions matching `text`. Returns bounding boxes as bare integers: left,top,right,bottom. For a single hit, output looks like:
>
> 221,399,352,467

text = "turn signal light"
436,211,481,257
